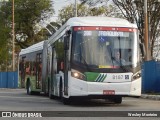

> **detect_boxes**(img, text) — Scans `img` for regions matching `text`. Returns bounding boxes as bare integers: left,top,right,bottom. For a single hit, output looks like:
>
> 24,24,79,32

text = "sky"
51,0,78,21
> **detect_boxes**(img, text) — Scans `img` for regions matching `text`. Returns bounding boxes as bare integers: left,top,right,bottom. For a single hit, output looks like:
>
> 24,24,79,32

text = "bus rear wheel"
27,81,32,95
48,80,55,99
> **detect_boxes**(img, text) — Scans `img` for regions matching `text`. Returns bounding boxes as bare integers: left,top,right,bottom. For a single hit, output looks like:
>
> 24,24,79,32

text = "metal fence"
142,60,160,93
0,72,18,88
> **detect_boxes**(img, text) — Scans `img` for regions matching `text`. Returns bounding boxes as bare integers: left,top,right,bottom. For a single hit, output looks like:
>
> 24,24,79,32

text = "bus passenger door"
50,47,55,94
64,34,70,96
36,53,42,89
50,47,57,95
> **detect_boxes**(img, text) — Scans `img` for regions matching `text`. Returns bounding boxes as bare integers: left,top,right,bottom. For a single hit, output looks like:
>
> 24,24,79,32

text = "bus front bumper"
69,78,141,98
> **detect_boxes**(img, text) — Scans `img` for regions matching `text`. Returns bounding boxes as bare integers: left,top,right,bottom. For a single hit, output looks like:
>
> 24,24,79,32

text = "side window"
47,47,52,74
36,53,42,89
55,36,64,73
25,61,30,75
52,47,57,74
29,53,35,76
21,57,26,88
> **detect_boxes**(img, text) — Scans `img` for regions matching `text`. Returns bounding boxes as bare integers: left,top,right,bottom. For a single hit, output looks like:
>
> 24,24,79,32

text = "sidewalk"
141,94,160,100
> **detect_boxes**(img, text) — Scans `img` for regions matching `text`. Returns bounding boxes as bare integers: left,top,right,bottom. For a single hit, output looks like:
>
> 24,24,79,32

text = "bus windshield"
72,27,139,72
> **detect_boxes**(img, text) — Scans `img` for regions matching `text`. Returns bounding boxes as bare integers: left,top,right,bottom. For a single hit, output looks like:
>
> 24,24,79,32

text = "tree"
57,3,107,25
0,0,54,71
79,0,107,6
79,0,123,18
0,1,11,71
81,0,160,59
1,0,54,48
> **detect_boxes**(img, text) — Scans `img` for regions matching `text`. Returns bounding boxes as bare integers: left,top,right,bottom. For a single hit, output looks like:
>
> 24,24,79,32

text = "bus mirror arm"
139,42,146,59
64,30,71,50
64,36,69,50
66,30,71,35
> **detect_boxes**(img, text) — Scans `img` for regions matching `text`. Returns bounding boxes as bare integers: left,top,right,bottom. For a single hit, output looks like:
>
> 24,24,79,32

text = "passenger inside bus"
113,51,126,66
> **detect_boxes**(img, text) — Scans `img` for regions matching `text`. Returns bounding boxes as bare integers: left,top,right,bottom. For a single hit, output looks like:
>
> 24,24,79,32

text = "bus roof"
48,17,137,44
66,17,137,28
19,41,45,56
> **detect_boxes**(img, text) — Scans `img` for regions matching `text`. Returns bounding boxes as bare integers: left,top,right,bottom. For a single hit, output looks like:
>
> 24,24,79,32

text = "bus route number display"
83,31,124,37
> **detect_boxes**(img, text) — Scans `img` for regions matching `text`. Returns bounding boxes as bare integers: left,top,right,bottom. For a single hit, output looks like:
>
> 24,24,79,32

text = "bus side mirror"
139,43,146,58
64,36,69,50
64,30,71,50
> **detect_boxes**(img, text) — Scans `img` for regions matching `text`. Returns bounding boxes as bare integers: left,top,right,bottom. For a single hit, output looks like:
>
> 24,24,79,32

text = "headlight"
71,69,86,80
132,72,141,81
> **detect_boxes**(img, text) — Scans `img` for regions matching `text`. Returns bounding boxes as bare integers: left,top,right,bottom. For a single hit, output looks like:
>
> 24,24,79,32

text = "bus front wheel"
48,80,55,99
62,97,71,105
113,97,122,104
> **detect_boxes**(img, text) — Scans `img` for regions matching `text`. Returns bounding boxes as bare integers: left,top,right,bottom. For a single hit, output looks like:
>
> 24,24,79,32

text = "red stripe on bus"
73,27,137,32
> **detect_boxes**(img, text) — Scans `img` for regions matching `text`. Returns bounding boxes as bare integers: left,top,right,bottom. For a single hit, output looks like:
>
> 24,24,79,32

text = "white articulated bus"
19,40,49,95
47,17,143,104
19,17,143,105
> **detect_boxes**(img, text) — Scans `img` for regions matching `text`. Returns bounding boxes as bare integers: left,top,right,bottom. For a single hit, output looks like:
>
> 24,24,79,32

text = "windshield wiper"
79,54,92,71
111,56,128,72
79,45,91,71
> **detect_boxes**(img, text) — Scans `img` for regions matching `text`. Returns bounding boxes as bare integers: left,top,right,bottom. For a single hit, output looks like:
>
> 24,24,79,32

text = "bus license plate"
103,90,115,95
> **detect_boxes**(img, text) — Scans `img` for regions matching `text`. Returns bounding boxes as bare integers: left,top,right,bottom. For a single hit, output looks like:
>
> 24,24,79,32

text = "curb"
141,94,160,100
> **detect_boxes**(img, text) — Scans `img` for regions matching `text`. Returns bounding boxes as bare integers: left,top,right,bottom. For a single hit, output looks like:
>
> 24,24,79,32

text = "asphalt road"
0,89,160,120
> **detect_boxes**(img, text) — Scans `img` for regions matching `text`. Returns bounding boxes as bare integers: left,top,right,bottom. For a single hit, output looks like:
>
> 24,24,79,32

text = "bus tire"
62,97,71,105
48,80,54,99
113,97,122,104
59,80,70,105
49,90,54,99
26,81,32,95
59,80,63,99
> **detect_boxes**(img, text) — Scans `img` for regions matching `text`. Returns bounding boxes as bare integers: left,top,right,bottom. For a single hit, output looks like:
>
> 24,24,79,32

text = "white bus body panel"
69,78,141,97
68,72,141,97
19,41,44,56
47,17,141,99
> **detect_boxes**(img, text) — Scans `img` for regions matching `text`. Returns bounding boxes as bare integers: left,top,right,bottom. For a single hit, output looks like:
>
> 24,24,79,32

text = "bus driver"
114,51,125,65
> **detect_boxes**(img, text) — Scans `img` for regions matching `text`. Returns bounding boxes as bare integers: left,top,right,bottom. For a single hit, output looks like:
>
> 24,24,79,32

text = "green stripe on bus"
84,72,100,82
101,74,107,82
97,74,104,82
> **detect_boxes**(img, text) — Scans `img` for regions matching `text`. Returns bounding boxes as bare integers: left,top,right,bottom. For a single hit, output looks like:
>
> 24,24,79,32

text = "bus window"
36,53,42,89
21,57,26,88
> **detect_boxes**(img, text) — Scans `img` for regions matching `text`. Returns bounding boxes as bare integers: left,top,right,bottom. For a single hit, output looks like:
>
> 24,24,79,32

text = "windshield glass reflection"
72,27,138,71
